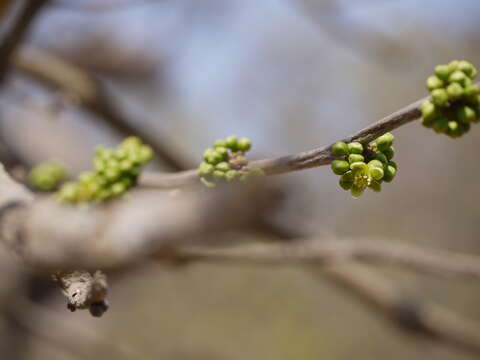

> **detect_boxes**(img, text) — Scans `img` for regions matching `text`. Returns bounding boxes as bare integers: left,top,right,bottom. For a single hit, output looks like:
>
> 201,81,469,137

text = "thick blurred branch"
13,47,192,171
0,0,49,81
172,239,480,280
323,263,480,356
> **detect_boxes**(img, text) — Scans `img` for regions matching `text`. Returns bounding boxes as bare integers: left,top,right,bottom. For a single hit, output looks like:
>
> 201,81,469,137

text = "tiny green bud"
331,160,350,175
119,159,133,171
138,145,154,163
79,172,95,183
448,60,460,73
433,117,449,133
339,176,353,190
446,82,464,100
215,146,228,159
213,170,226,181
351,184,365,198
348,154,364,164
332,141,349,156
213,139,227,148
375,152,388,164
111,182,126,195
237,137,252,152
431,88,449,107
350,161,368,172
426,75,444,90
448,70,467,84
225,170,239,181
458,60,476,78
369,166,384,181
388,160,397,169
197,162,215,176
420,100,437,122
434,64,451,80
382,146,395,160
216,161,230,172
383,165,396,182
457,105,476,124
347,142,363,154
368,160,383,169
368,180,382,192
376,132,394,151
225,136,238,151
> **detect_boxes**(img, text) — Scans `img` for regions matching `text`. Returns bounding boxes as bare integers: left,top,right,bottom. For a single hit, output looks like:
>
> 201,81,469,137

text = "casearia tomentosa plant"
421,60,479,137
28,160,68,191
57,136,154,204
330,133,397,198
198,136,264,188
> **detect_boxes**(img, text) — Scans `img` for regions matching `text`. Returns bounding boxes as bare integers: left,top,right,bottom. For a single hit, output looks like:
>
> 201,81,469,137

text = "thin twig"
139,97,424,188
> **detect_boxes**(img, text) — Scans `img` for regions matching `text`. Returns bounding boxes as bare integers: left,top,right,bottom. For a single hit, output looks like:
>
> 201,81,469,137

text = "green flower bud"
426,76,444,91
213,139,227,148
225,170,239,181
213,170,226,181
119,159,133,171
382,146,395,160
457,105,476,124
98,188,113,200
121,136,141,149
433,117,449,133
446,82,464,100
431,88,449,107
350,161,368,172
237,137,252,152
215,146,229,159
351,184,365,198
369,166,384,181
368,159,383,169
339,176,353,190
79,172,95,183
420,100,437,122
434,64,451,81
216,161,230,172
375,152,388,164
331,160,350,175
348,154,364,164
111,182,127,195
332,141,349,156
376,132,394,151
205,150,223,165
197,162,215,176
368,180,382,192
448,60,460,73
383,165,397,182
347,142,363,154
106,159,120,170
226,136,238,151
464,84,480,103
94,158,105,172
458,60,477,78
448,70,467,85
105,168,120,181
138,145,154,163
388,160,397,169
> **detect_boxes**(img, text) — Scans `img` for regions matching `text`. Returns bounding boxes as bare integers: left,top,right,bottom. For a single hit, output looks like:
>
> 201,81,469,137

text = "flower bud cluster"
330,133,397,197
28,161,68,191
421,60,479,137
57,136,154,203
197,136,264,188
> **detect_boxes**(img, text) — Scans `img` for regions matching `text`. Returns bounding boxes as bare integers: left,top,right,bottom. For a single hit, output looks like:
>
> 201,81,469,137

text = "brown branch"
322,263,480,356
0,0,49,82
13,47,193,171
171,239,480,280
138,97,424,188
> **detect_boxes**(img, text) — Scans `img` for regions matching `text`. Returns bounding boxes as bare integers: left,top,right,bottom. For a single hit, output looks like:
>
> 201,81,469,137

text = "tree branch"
170,238,480,280
0,0,49,82
322,263,480,356
138,97,424,188
13,47,193,171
